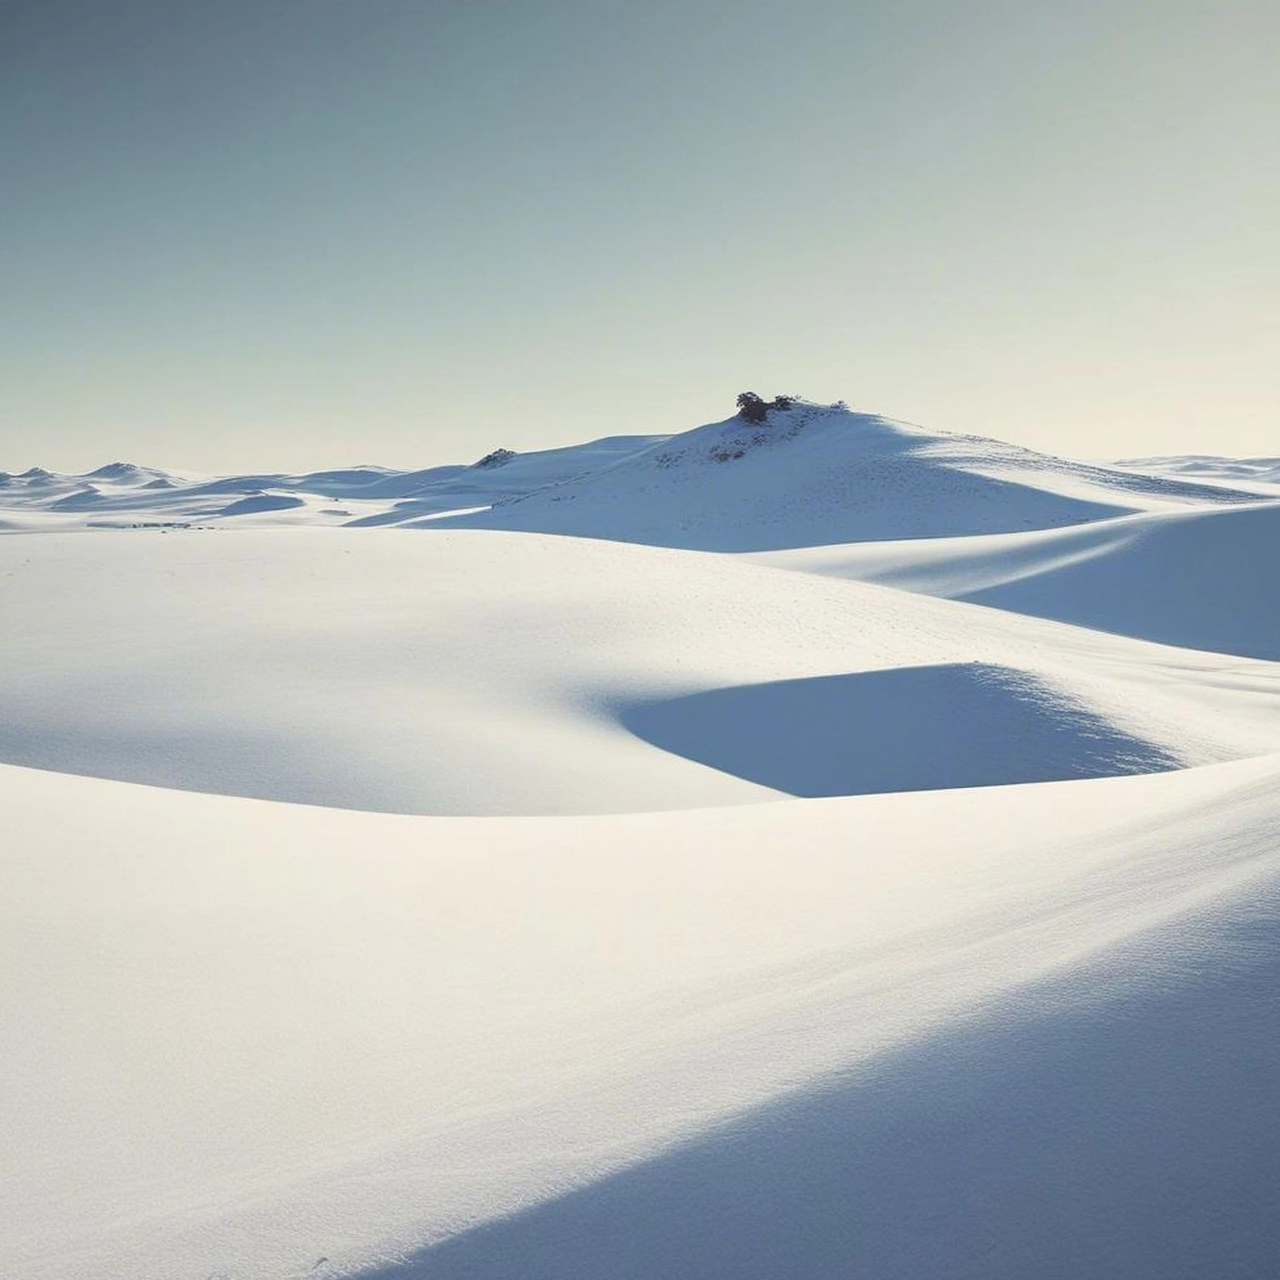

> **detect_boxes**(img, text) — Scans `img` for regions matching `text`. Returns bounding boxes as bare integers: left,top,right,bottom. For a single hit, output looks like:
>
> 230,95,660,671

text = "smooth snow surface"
3,404,1278,1279
754,500,1280,661
2,530,1278,816
1116,453,1280,496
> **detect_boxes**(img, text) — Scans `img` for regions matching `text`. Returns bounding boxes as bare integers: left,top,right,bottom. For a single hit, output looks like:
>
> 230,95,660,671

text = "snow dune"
0,435,662,531
755,499,1280,661
2,403,1278,1279
620,662,1183,796
1117,453,1280,495
5,753,1279,1280
3,529,1278,815
376,843,1280,1280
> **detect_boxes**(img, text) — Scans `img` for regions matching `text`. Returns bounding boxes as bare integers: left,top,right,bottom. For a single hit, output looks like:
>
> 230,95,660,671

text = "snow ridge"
2,403,1260,540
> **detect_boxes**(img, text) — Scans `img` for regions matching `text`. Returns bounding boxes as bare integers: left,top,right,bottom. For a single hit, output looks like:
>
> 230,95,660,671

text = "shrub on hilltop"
736,392,798,423
474,448,517,469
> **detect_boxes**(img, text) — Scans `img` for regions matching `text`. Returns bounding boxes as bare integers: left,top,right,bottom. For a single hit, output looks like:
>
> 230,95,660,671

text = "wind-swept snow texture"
2,406,1279,1280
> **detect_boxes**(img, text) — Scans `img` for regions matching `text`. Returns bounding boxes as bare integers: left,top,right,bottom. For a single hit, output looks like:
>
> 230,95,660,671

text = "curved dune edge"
3,753,1278,1279
753,500,1280,662
1,529,1277,816
619,662,1182,797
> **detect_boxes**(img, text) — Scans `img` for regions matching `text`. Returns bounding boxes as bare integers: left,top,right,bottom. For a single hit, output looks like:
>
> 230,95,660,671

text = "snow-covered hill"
2,403,1278,1280
1,403,1260,543
429,404,1258,550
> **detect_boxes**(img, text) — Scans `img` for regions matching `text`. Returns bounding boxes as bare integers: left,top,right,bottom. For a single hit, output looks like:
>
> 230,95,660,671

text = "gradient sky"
3,0,1276,473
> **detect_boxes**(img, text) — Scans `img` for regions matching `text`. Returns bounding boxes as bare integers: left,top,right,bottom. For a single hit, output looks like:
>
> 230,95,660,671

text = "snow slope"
3,530,1279,815
2,406,1257,545
0,435,662,532
5,753,1279,1280
755,499,1280,661
2,405,1278,1280
428,404,1257,550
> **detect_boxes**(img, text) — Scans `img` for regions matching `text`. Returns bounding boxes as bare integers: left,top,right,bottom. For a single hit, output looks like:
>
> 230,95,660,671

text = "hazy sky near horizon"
3,0,1276,472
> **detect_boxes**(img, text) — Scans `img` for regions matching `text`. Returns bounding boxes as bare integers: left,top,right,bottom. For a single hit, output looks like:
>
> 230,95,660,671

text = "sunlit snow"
2,403,1277,1279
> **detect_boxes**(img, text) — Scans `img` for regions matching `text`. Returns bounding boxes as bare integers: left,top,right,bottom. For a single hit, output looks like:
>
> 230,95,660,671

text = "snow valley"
3,402,1279,1279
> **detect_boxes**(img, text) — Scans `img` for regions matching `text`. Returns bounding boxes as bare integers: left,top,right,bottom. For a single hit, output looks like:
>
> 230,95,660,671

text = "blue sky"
3,0,1276,471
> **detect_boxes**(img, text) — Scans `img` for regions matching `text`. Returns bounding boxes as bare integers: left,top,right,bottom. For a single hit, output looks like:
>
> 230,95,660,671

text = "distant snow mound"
1,411,1263,539
425,404,1254,552
50,486,105,511
86,462,166,484
217,492,306,517
1116,454,1280,495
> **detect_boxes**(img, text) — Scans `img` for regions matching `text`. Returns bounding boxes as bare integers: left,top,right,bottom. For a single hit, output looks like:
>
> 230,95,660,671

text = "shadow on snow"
619,663,1180,797
357,884,1280,1280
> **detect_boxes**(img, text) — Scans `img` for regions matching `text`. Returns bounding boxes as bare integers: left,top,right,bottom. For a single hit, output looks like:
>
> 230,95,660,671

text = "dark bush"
474,447,517,469
736,391,798,422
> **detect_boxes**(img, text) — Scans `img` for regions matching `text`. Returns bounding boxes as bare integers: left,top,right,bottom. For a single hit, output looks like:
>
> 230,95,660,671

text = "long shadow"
619,663,1180,797
963,503,1280,662
357,896,1280,1279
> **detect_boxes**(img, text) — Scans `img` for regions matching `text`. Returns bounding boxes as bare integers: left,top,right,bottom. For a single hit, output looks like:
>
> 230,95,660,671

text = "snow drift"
757,500,1280,661
4,752,1279,1280
3,529,1277,815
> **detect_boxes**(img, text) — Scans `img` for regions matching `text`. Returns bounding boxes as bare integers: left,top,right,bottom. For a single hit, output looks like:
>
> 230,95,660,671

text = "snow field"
4,752,1279,1278
3,405,1278,1278
2,529,1279,815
